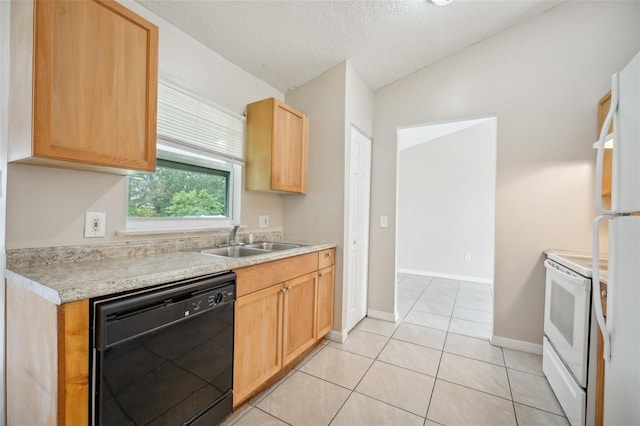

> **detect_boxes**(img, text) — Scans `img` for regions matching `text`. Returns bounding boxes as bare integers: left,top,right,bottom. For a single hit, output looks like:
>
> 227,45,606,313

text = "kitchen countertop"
544,249,608,283
6,242,336,305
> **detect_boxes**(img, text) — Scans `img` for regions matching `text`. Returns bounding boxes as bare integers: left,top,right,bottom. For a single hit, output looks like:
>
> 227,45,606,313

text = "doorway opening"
395,116,497,339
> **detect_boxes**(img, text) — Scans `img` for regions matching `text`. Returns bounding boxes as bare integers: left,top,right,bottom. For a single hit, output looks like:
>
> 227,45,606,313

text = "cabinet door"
33,0,158,171
598,92,612,198
282,272,317,365
234,284,283,405
272,102,308,193
316,265,335,339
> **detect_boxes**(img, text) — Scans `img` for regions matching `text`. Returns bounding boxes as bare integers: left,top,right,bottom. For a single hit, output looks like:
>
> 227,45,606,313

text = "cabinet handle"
281,287,287,293
285,286,292,292
319,272,325,277
601,290,607,298
325,252,332,258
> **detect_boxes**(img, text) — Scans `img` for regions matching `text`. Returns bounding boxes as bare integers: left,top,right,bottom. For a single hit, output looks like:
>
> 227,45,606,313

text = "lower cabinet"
282,272,318,365
316,265,335,337
233,249,335,407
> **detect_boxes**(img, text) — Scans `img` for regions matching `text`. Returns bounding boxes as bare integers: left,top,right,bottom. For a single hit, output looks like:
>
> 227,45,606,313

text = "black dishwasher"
91,272,235,426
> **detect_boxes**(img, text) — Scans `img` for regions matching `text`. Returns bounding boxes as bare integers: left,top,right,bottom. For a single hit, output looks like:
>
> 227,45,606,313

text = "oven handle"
543,260,590,290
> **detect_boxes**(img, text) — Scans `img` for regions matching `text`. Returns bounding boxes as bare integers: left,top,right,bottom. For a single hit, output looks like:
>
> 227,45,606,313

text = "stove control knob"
214,292,224,304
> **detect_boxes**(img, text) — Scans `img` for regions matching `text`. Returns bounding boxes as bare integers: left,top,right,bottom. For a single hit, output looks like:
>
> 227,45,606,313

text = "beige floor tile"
429,278,460,288
398,287,425,300
427,379,516,426
354,317,398,337
293,343,327,370
418,293,455,306
437,352,511,399
392,322,446,350
412,300,454,317
503,348,544,376
377,338,441,376
328,329,389,358
257,371,350,426
247,369,296,406
424,285,458,297
508,368,564,415
459,281,492,294
424,421,445,426
355,360,435,416
452,306,493,324
402,275,433,285
220,403,252,425
299,345,373,389
444,333,504,366
454,298,493,312
456,290,493,303
514,403,570,425
448,318,492,339
399,280,429,292
404,310,450,331
331,392,424,426
231,408,289,426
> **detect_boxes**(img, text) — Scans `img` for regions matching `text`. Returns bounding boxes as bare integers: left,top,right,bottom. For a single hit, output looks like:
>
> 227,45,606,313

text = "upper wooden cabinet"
245,98,308,193
9,0,158,173
598,91,613,198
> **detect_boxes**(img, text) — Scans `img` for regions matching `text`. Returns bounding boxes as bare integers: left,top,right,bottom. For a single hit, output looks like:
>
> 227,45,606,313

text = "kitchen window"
125,82,243,233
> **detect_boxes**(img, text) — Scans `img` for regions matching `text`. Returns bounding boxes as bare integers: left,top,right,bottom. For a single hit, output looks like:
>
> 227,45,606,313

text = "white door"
345,126,372,331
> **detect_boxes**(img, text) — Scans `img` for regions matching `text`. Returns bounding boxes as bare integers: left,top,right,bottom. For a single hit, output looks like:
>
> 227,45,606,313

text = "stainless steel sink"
199,246,270,258
244,242,304,251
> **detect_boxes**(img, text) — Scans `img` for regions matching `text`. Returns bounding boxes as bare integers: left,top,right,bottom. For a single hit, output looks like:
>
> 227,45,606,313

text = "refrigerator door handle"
593,214,611,361
595,72,619,215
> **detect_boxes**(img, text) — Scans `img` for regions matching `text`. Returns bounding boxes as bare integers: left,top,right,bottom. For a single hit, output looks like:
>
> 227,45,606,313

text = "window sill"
117,225,243,237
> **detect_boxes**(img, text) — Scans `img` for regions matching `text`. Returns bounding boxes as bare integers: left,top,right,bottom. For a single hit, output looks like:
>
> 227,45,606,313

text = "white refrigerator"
592,49,640,425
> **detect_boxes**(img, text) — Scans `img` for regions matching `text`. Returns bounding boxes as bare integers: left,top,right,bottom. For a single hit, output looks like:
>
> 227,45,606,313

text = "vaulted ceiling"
137,0,563,93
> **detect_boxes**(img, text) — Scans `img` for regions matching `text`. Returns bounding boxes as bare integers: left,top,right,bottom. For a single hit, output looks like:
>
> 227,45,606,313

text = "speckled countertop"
6,242,336,305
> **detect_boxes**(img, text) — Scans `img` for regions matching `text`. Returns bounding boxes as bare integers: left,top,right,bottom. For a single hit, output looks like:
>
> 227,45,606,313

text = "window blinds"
157,83,245,164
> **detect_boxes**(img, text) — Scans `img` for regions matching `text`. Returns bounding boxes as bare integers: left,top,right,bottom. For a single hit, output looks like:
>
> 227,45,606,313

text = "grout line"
351,390,427,420
253,407,293,425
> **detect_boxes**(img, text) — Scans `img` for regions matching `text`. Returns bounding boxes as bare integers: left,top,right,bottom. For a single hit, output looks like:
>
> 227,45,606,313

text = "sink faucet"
229,224,240,246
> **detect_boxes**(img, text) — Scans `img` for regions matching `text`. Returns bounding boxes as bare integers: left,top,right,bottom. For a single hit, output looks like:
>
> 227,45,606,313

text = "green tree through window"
128,159,229,218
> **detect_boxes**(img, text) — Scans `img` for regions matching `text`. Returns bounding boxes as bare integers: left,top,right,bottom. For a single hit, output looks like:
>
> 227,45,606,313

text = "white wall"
5,0,285,249
284,61,374,336
371,1,640,345
397,119,496,283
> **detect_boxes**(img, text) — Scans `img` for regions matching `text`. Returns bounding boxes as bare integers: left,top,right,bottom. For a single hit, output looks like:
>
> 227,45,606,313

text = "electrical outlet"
259,215,269,229
464,252,471,261
380,215,388,228
85,212,106,238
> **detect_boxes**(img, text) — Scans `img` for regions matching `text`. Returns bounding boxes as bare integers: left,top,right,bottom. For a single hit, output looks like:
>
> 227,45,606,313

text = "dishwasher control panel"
187,284,235,315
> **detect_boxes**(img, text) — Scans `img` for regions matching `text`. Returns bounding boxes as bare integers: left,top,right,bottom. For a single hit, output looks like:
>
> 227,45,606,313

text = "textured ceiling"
136,0,563,93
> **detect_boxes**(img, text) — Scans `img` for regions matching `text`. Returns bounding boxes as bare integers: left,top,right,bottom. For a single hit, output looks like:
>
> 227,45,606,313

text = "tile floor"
222,274,568,426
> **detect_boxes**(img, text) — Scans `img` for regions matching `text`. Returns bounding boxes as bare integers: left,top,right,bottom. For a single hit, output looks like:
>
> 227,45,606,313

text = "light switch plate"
85,212,106,238
259,215,269,228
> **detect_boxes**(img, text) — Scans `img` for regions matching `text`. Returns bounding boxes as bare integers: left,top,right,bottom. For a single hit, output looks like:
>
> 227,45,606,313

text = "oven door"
543,259,591,386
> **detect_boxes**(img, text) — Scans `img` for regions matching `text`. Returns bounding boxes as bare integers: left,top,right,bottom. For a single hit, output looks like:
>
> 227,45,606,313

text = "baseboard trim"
326,330,347,343
491,335,543,355
367,309,398,323
398,268,492,285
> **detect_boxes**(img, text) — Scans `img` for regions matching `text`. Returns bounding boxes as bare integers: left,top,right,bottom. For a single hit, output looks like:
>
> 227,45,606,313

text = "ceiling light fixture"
430,0,453,6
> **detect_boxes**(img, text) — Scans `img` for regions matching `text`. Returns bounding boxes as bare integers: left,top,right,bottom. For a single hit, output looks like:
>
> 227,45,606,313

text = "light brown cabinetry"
598,92,613,199
316,249,336,338
245,98,308,193
282,272,318,365
233,250,334,407
9,0,158,173
6,280,89,425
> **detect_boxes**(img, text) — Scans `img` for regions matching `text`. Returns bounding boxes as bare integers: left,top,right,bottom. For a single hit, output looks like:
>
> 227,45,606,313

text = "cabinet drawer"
318,249,335,269
235,253,318,297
